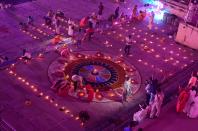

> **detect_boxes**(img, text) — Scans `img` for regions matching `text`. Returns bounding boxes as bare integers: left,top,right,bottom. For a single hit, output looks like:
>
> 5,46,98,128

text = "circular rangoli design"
48,50,141,102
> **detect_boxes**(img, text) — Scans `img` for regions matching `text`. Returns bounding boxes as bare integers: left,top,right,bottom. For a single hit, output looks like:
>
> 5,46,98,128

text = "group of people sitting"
50,74,95,102
0,2,12,9
43,10,66,35
19,16,34,31
176,71,198,118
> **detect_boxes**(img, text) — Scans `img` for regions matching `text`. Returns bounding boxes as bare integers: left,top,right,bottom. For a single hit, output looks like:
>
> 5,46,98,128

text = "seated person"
0,3,4,9
19,22,28,31
137,10,146,21
0,56,4,64
43,16,52,26
56,10,65,18
71,74,83,92
85,84,94,102
120,12,127,23
68,18,75,26
47,10,54,18
133,103,149,123
57,82,71,97
22,49,31,60
51,79,65,92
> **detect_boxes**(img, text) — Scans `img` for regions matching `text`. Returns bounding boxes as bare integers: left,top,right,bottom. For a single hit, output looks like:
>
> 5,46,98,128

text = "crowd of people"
124,71,198,131
176,71,198,118
0,2,12,10
15,1,156,62
1,1,197,130
132,76,164,123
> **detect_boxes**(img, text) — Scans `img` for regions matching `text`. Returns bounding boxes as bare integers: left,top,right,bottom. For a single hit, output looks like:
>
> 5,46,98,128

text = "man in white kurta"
188,72,197,88
188,95,198,118
150,89,164,118
184,88,196,113
124,77,132,96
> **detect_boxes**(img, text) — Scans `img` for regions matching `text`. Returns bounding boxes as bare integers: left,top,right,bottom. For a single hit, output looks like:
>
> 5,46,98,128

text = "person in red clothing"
83,24,94,41
79,16,89,29
85,84,95,102
57,82,71,97
176,88,190,113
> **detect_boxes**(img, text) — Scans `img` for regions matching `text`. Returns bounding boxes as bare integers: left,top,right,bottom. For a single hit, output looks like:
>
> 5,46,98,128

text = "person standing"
83,24,94,41
27,16,34,25
148,11,155,30
68,25,74,37
122,88,128,103
131,5,138,20
145,80,152,105
98,2,104,18
188,92,198,118
107,14,115,29
188,71,198,89
124,77,132,97
75,28,83,48
53,16,61,35
150,88,164,118
114,6,120,19
124,35,132,56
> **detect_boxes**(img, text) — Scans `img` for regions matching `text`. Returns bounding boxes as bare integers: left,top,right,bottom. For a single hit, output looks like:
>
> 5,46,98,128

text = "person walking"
150,88,164,118
124,35,132,56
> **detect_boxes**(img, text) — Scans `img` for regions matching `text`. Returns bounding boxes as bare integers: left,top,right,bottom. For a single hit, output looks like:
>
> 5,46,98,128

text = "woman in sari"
85,84,94,102
131,5,138,20
58,82,71,97
176,88,189,113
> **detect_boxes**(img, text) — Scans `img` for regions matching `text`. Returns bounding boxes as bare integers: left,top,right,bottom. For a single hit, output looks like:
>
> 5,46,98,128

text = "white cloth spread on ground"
133,107,149,122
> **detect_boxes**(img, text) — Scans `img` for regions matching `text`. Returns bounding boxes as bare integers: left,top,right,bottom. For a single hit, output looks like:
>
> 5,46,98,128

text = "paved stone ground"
0,0,198,131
